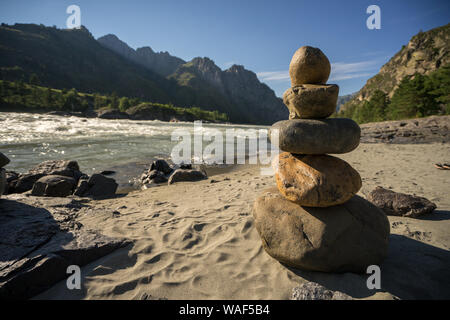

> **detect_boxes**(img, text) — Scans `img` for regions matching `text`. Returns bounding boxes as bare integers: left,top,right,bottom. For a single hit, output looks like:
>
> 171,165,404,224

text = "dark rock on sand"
252,188,390,273
73,177,89,197
85,174,118,197
12,160,83,194
141,170,168,185
0,194,130,300
168,169,207,185
291,282,352,300
31,175,76,197
150,159,173,175
367,186,437,218
270,118,360,154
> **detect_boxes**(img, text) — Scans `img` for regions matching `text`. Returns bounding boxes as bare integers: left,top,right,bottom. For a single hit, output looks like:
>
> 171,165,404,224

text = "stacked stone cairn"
252,46,390,273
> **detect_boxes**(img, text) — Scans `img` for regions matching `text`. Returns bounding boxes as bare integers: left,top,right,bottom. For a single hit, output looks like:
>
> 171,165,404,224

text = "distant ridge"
98,34,288,124
0,23,287,124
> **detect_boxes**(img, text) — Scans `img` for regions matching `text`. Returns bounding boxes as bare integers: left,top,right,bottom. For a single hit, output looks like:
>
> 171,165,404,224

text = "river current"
0,112,270,188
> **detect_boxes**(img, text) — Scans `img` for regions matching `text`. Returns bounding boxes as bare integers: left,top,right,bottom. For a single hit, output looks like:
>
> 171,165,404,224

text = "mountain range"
0,23,287,124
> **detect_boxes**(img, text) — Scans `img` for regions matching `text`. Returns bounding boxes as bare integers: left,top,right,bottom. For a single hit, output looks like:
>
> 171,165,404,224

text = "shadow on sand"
286,234,450,300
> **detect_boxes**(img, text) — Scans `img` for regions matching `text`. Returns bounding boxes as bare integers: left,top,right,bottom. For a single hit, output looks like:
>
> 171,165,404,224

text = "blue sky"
1,0,449,96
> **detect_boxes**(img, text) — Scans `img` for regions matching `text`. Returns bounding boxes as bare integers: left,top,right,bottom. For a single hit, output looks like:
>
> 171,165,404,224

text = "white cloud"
257,60,380,83
256,71,289,81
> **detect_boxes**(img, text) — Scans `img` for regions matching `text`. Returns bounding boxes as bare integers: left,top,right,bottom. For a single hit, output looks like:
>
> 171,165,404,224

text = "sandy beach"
31,141,450,300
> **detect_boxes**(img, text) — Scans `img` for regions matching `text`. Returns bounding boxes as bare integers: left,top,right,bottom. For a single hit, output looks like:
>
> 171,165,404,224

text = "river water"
0,112,270,188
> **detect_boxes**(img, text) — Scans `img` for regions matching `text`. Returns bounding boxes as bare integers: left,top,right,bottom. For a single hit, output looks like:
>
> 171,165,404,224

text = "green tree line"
0,80,229,122
338,64,450,124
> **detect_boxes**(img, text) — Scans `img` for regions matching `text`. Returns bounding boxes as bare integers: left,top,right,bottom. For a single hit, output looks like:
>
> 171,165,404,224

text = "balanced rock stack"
252,46,390,273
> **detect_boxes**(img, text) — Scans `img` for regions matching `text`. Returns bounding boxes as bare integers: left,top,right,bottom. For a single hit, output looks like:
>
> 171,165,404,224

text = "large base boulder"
252,188,390,273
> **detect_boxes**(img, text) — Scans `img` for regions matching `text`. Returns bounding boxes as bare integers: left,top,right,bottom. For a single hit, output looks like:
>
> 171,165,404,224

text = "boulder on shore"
84,173,118,198
150,159,173,175
31,175,76,197
168,169,207,185
252,188,390,273
367,186,437,218
11,160,83,194
141,170,168,185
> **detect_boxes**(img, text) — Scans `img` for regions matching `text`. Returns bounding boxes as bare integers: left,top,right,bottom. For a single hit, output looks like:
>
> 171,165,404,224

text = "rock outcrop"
5,160,118,199
342,23,450,110
360,115,450,144
0,194,130,299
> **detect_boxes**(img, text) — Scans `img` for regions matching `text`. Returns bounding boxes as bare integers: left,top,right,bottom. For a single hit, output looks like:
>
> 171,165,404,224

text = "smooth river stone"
252,188,390,273
273,153,361,207
283,84,339,119
269,118,360,154
289,46,331,86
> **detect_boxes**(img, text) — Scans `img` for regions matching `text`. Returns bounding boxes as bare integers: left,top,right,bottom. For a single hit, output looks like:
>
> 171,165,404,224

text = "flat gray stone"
270,118,361,154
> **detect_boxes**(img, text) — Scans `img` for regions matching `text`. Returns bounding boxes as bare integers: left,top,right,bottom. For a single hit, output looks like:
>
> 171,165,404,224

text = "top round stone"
289,46,331,86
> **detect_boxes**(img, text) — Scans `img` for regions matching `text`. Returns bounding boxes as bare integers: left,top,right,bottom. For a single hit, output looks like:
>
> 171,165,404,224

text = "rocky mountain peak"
351,23,449,104
136,46,155,54
98,34,185,77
